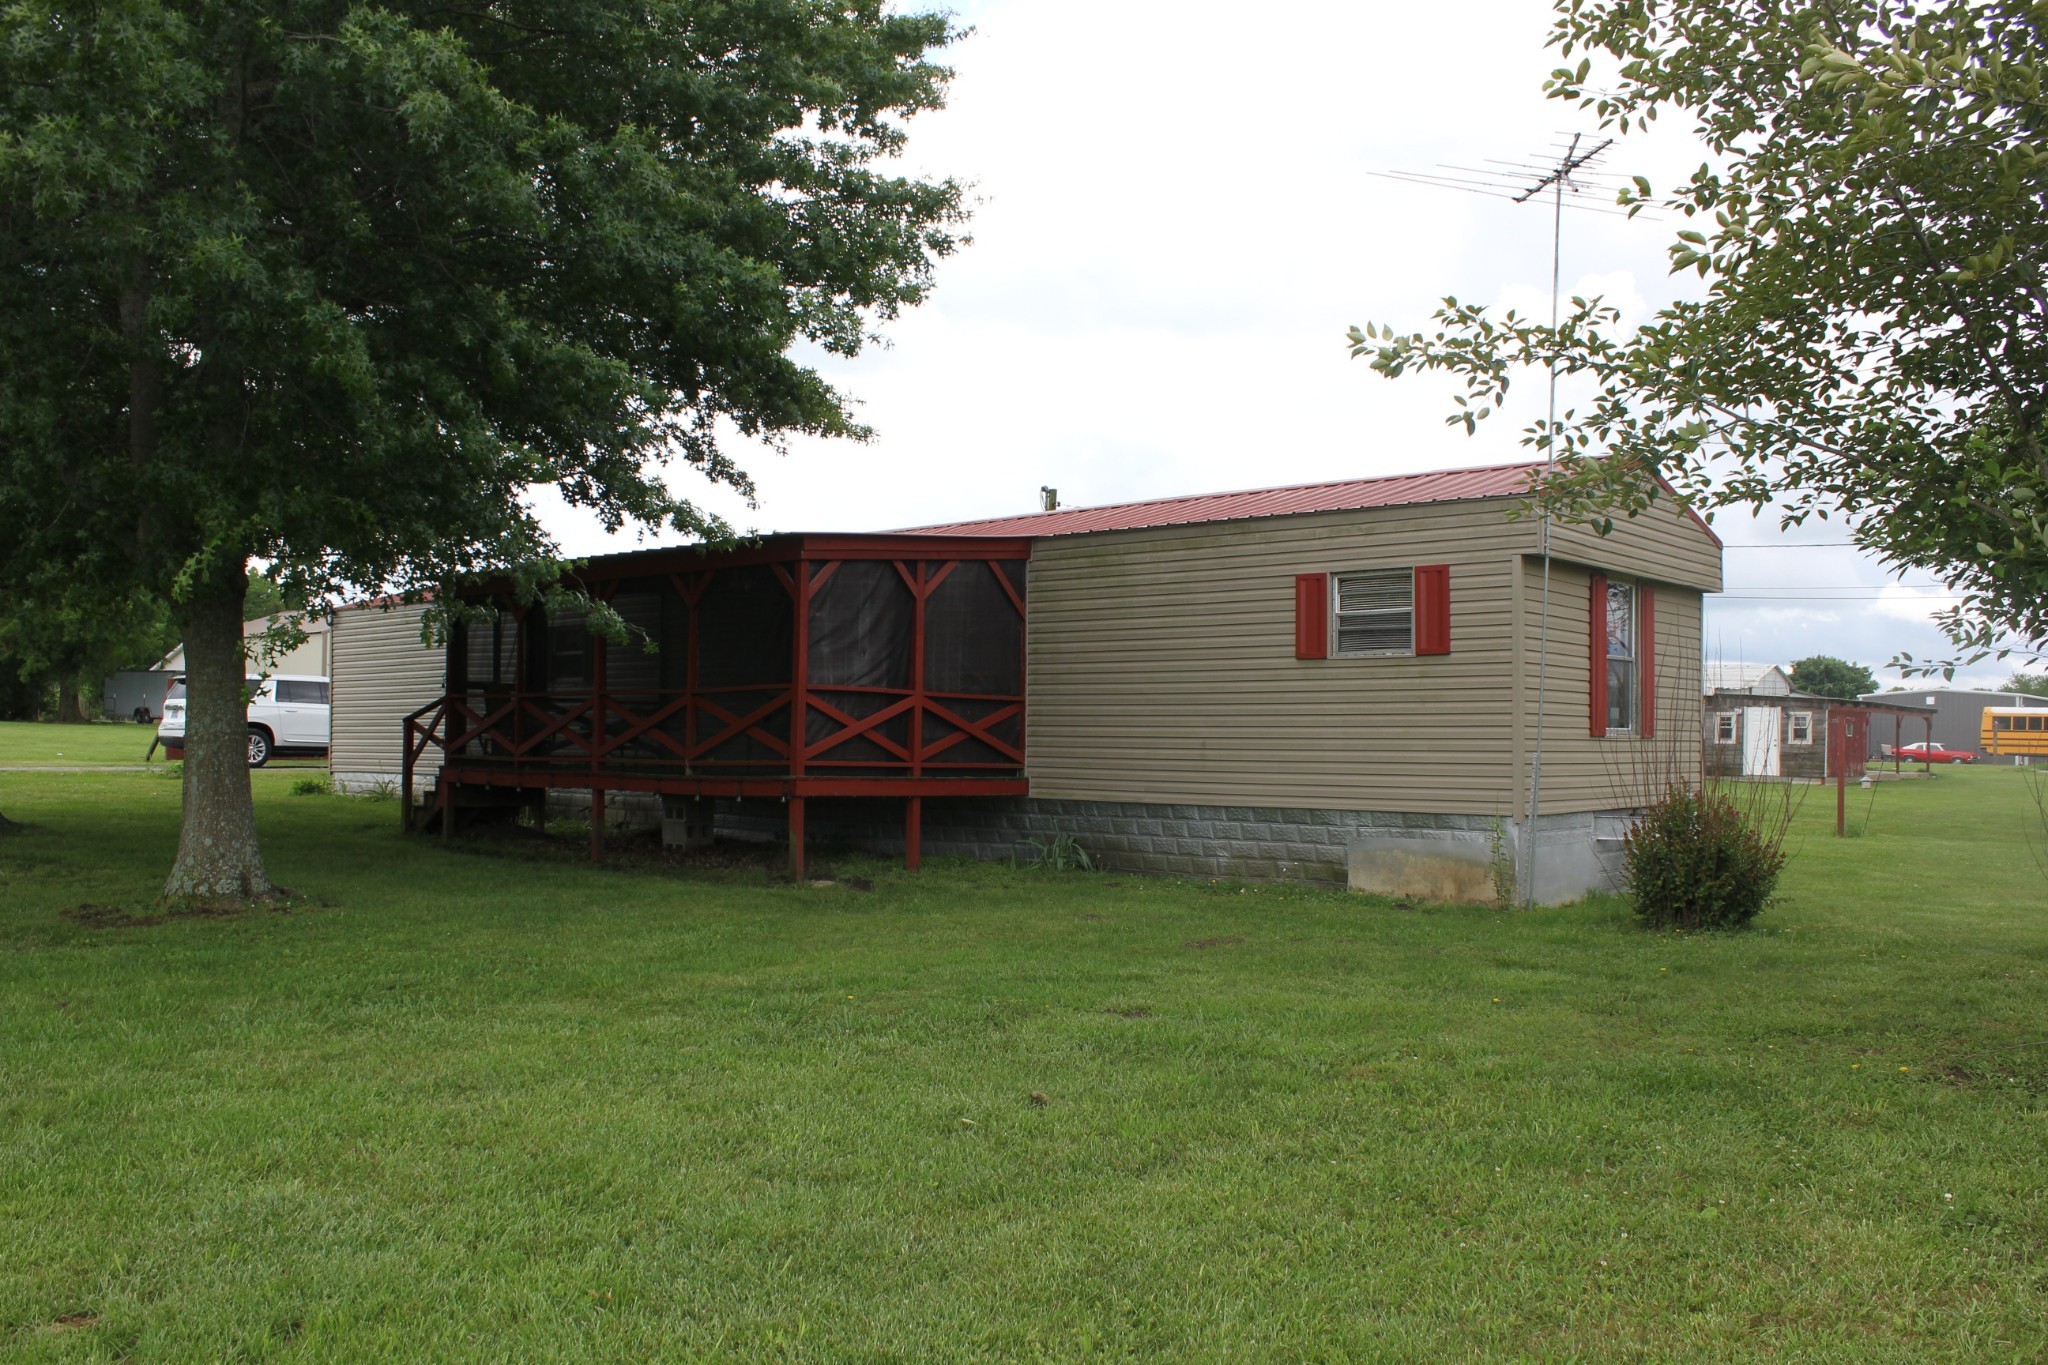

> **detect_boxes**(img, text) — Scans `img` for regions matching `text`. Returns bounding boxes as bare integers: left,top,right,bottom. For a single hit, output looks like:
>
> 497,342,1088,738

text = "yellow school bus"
1981,708,2048,758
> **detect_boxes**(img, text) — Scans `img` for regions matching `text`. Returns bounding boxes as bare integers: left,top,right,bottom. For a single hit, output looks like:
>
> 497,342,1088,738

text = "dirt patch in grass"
43,1313,98,1333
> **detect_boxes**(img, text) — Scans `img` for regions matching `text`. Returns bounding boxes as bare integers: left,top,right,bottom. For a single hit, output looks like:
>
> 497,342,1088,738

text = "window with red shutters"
1591,574,1650,736
1295,566,1451,659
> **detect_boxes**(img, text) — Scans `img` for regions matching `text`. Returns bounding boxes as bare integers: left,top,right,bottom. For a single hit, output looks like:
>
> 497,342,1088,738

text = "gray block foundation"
435,785,1629,905
712,795,1630,904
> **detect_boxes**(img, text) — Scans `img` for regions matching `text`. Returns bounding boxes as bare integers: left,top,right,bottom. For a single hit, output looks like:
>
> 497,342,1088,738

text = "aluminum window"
1330,569,1413,657
1788,711,1813,745
1604,580,1637,733
1715,712,1738,744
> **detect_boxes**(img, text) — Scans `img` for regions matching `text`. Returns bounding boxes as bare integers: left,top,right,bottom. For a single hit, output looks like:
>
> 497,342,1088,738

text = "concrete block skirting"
379,783,1630,905
711,795,1630,905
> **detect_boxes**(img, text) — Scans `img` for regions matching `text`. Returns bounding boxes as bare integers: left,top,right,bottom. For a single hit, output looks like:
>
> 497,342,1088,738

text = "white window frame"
1605,578,1638,734
1329,568,1414,658
1715,712,1738,745
1787,711,1814,745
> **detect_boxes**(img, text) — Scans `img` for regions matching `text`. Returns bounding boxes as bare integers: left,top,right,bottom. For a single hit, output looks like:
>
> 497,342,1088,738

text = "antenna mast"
1373,132,1615,908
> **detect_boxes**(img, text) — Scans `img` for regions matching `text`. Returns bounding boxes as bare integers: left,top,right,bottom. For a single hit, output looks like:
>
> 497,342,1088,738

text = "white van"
157,674,332,767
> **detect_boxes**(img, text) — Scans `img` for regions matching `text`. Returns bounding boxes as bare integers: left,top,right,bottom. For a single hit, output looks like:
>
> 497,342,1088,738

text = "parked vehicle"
1891,741,1977,764
156,675,332,767
1981,708,2048,758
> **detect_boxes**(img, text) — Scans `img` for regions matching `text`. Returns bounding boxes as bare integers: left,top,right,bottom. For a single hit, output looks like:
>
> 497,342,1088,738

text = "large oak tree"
0,1,964,896
1351,0,2048,670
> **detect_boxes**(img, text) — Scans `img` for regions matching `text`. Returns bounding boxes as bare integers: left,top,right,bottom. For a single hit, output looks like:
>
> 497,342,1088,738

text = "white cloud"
1870,584,1957,625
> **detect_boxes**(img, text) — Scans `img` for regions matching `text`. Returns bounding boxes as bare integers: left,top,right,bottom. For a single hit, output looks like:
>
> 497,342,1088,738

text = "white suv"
157,674,332,767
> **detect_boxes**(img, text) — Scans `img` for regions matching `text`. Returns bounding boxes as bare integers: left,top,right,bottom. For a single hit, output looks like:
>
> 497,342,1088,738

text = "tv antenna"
1374,132,1618,910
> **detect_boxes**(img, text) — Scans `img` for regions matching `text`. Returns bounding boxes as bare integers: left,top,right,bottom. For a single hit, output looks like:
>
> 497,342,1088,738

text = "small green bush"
1623,783,1787,931
290,775,335,797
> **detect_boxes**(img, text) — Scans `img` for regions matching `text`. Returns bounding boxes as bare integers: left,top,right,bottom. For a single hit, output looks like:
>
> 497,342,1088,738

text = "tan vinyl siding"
330,601,445,787
1514,561,1706,815
1025,500,1536,813
1547,501,1722,593
1024,495,1711,815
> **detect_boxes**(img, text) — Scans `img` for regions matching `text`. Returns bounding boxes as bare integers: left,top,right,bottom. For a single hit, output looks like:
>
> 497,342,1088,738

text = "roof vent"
1039,486,1059,512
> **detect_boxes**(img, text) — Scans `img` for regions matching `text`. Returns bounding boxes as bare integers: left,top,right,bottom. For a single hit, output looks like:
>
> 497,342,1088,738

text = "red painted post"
792,559,811,784
909,561,926,782
401,719,416,834
906,795,922,872
589,625,606,862
1835,715,1848,835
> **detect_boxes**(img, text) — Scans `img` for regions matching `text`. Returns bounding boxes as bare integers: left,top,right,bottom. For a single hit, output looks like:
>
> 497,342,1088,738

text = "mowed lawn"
0,720,162,767
1,761,2044,1361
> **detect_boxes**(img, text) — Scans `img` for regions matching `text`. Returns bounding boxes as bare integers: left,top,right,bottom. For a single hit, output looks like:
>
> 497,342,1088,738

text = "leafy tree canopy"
0,0,966,896
1787,654,1879,699
0,567,178,719
2004,672,2048,698
1350,0,2048,669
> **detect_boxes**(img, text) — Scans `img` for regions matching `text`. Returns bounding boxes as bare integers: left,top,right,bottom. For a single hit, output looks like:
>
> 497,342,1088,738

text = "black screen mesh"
924,561,1024,696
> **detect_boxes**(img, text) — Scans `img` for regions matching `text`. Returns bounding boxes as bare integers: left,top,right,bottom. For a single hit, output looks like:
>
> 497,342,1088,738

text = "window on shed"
1788,712,1813,745
1715,713,1738,744
1331,570,1412,657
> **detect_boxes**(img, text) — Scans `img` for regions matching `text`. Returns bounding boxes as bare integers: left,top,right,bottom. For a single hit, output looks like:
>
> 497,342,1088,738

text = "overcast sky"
538,0,2035,693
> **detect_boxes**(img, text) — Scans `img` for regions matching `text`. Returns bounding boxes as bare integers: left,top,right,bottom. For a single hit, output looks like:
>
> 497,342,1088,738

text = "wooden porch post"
589,625,607,862
791,556,811,881
906,795,922,872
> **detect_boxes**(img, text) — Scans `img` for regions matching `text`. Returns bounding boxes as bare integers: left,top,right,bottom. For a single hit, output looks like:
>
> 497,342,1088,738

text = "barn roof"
902,460,1556,538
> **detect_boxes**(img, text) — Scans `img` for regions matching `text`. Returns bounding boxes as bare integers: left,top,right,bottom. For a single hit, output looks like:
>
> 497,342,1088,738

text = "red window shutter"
1413,564,1451,656
1639,586,1656,738
1294,573,1328,659
1588,572,1608,737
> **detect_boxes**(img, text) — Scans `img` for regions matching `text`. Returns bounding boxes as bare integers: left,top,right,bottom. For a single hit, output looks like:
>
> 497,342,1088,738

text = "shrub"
1622,783,1788,931
290,776,334,797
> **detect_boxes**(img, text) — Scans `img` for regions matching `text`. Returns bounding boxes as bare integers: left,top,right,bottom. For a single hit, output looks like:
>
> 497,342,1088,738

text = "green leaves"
1353,0,2048,667
0,0,968,618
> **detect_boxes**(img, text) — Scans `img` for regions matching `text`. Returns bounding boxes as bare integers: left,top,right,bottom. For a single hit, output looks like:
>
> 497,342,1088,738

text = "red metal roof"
902,460,1554,538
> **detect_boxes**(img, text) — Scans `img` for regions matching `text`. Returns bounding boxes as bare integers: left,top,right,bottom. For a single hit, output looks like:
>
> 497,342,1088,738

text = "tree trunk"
55,680,89,724
164,571,276,902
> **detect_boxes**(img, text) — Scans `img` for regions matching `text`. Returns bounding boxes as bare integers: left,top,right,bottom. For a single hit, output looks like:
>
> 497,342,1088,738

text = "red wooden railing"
402,680,1024,826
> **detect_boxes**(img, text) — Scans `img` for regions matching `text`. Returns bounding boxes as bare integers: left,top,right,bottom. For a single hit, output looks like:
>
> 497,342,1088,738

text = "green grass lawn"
0,720,163,767
1,765,2044,1361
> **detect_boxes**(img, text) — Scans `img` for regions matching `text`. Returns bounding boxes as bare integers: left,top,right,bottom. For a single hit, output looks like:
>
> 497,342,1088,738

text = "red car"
1893,742,1977,764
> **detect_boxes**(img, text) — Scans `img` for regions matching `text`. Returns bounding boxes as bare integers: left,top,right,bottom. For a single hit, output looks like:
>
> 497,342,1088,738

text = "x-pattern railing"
419,682,1022,776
